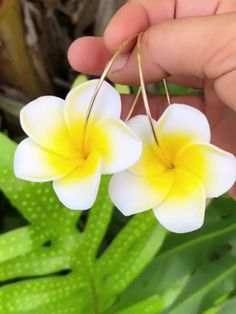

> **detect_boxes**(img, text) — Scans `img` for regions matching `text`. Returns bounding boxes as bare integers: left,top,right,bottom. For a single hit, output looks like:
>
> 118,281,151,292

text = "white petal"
88,119,142,174
109,170,174,216
153,167,206,233
14,138,78,182
155,104,211,162
20,96,78,159
175,142,236,197
127,115,167,175
65,80,121,143
127,115,157,143
53,151,102,210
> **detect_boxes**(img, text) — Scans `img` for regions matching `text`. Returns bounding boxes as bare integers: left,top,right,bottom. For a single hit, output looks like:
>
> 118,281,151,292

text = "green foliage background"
0,80,235,313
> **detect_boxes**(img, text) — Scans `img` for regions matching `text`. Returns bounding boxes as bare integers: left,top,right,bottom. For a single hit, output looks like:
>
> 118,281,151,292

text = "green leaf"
0,133,80,228
108,197,236,314
0,226,43,264
114,84,131,94
1,131,236,314
72,74,88,88
0,133,113,313
76,176,113,268
217,299,236,314
96,212,167,312
157,82,203,96
0,132,168,314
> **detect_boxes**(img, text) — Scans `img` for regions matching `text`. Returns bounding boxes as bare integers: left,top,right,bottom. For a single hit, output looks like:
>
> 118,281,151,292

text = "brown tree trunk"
0,0,48,99
95,0,126,35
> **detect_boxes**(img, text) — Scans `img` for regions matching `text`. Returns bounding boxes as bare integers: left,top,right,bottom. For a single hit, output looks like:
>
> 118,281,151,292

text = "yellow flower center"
65,120,109,166
153,144,174,170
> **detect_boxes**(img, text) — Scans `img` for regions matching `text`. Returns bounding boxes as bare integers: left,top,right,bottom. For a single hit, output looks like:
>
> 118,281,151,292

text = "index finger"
104,0,225,51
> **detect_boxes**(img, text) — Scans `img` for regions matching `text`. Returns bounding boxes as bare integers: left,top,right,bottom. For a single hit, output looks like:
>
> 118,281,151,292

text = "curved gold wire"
125,86,141,122
136,34,173,167
125,79,171,123
84,32,171,128
85,35,138,128
136,33,159,146
82,35,138,155
84,31,171,140
163,79,171,106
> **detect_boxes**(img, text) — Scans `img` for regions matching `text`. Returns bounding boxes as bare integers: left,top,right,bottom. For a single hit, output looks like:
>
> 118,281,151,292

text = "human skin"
68,0,236,198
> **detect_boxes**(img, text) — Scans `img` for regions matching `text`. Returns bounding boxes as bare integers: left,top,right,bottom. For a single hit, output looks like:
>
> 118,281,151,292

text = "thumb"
109,12,236,112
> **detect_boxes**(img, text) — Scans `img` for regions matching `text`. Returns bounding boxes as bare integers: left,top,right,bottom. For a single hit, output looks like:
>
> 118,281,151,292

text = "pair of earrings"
14,34,236,233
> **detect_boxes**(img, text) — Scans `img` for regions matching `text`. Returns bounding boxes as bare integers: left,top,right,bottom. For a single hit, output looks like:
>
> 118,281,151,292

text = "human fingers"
68,0,236,75
108,12,236,112
68,36,204,88
68,37,112,76
104,0,230,52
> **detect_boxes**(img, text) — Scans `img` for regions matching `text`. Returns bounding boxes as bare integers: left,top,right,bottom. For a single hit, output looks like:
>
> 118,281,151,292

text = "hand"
68,0,236,198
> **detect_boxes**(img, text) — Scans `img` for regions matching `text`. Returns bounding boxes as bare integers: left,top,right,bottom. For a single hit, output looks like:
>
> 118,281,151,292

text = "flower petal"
127,115,157,143
175,142,236,197
109,170,174,216
88,119,142,174
153,167,206,233
65,80,121,144
53,151,102,210
155,104,211,162
127,115,167,175
14,138,78,182
20,96,78,159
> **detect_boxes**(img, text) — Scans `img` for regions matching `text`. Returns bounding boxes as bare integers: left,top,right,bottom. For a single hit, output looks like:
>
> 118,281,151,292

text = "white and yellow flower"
14,80,142,210
109,104,236,233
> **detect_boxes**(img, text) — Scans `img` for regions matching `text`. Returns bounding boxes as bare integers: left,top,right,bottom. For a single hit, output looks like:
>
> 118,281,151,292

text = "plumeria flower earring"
14,38,142,210
109,34,236,233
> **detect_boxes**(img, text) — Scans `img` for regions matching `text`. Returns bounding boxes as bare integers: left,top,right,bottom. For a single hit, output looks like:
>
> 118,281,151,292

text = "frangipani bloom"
14,80,141,210
110,104,236,233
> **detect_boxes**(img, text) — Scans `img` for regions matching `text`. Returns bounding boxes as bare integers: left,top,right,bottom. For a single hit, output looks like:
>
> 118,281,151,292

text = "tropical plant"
0,132,236,314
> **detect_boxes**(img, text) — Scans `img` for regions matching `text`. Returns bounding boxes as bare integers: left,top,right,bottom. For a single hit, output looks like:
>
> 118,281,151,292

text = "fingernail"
112,54,128,72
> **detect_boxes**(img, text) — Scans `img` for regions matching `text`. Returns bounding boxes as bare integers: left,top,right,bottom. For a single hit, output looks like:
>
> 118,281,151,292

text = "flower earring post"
109,34,236,233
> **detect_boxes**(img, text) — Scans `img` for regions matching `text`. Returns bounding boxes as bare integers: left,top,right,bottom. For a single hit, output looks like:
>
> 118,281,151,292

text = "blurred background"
0,0,125,139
